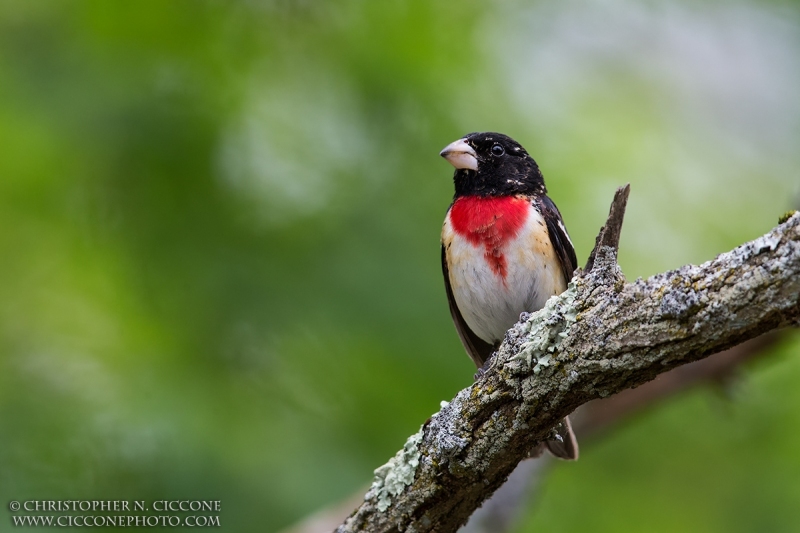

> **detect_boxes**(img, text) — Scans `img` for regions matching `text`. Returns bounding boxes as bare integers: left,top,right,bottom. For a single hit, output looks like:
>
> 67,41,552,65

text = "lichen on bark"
335,196,800,533
369,427,424,512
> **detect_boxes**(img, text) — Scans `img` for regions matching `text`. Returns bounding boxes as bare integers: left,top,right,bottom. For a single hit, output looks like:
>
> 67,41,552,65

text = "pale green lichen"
509,282,578,372
532,353,552,374
370,427,424,512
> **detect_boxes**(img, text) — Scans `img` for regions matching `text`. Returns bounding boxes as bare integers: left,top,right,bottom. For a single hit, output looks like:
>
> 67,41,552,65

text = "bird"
439,132,579,460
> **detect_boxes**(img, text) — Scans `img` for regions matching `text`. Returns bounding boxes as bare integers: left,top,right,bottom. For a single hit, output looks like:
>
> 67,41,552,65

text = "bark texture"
336,191,800,533
283,335,781,533
460,332,781,533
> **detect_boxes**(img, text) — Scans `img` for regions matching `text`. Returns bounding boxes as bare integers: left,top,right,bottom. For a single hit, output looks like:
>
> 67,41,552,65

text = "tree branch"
282,335,782,533
575,332,781,436
584,184,630,273
460,332,782,533
336,190,800,533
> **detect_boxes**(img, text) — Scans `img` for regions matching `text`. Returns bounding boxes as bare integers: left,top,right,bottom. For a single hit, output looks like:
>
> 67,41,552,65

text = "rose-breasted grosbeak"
440,132,579,460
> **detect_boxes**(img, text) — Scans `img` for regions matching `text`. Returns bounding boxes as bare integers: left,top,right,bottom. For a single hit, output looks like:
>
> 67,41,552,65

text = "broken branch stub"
583,183,630,274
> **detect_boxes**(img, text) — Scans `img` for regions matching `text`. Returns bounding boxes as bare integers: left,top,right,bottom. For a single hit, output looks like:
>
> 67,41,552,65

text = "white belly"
442,208,566,344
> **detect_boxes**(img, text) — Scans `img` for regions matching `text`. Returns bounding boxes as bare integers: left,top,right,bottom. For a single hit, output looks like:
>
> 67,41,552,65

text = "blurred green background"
1,1,799,532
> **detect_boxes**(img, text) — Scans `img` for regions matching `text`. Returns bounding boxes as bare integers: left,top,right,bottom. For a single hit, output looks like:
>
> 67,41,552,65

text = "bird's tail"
530,416,579,460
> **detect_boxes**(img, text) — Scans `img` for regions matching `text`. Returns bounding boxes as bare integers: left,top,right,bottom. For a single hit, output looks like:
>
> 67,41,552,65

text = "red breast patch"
449,196,529,280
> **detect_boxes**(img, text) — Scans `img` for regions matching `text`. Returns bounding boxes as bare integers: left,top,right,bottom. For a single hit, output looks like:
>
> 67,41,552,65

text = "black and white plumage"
440,132,579,460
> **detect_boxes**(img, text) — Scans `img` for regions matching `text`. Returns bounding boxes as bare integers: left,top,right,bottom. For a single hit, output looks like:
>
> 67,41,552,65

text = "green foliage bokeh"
0,1,798,532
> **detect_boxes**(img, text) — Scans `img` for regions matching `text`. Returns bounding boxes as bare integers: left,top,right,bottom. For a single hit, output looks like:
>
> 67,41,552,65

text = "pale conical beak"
440,139,478,171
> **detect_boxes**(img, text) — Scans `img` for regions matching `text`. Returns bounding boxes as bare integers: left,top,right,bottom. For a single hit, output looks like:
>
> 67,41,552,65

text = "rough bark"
335,190,800,533
460,332,781,533
282,335,781,533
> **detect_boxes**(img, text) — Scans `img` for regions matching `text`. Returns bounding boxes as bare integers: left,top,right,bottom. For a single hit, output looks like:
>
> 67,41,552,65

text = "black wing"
536,194,580,460
441,245,495,368
536,195,578,284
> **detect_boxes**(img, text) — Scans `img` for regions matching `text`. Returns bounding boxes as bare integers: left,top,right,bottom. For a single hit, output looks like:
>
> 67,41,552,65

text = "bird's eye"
491,144,505,156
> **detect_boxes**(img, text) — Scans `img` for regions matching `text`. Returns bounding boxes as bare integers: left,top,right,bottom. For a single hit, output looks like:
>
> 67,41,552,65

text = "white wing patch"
557,218,574,250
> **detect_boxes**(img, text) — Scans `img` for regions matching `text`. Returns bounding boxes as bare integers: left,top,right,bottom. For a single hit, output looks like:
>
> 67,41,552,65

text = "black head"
439,132,546,198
